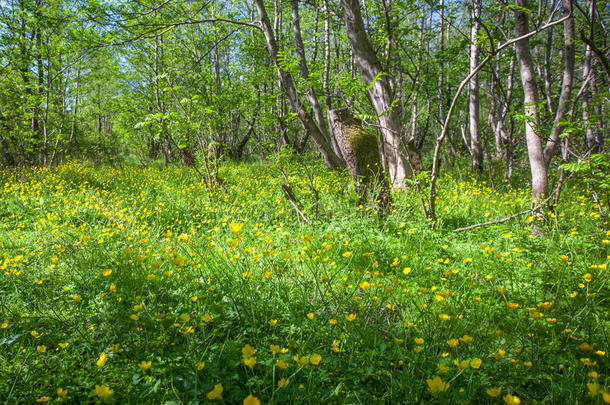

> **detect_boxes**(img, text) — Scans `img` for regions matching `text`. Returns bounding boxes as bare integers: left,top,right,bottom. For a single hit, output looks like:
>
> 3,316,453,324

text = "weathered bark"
340,0,420,187
254,0,343,170
468,0,482,172
514,0,548,202
329,107,390,210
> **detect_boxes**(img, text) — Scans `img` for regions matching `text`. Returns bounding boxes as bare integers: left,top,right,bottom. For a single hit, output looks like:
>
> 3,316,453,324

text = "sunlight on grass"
0,161,608,403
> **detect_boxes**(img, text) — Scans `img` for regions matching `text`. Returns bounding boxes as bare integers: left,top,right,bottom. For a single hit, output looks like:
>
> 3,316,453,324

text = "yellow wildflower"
470,358,482,369
96,352,108,367
137,361,152,371
503,394,521,405
56,388,67,400
460,335,473,344
201,313,214,323
454,359,469,370
587,383,599,396
94,385,114,399
230,222,243,234
207,383,223,400
244,357,256,369
426,376,450,393
242,344,257,359
294,355,309,367
494,349,506,361
486,387,502,397
243,395,260,405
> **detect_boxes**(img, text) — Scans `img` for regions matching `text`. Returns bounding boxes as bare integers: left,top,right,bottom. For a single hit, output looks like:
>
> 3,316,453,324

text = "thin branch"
580,28,610,80
427,13,571,221
453,208,533,232
453,185,559,233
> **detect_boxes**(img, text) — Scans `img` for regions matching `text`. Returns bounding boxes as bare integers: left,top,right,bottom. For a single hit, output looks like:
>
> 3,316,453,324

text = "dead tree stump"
329,107,391,211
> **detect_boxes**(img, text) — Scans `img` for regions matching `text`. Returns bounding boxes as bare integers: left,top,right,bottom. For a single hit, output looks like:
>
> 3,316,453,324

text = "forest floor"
0,160,608,404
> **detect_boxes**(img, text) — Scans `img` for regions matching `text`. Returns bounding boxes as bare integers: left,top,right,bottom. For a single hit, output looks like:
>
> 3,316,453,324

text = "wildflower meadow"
0,160,607,404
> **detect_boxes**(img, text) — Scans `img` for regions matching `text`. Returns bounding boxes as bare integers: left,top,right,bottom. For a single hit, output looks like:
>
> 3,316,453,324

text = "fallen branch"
453,208,532,232
281,184,311,226
453,184,560,233
277,160,311,226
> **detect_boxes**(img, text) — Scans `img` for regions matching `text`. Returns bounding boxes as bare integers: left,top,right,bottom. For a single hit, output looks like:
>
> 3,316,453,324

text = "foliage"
561,153,610,216
561,154,610,195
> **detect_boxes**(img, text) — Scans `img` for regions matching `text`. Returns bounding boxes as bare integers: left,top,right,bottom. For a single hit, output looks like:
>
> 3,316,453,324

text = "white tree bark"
513,0,548,202
468,0,482,172
543,0,575,163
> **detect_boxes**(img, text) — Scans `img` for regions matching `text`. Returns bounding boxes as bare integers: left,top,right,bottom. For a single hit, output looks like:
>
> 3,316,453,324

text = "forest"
0,0,609,403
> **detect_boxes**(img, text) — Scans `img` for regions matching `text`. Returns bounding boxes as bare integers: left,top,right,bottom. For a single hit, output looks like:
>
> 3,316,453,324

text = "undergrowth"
0,160,608,404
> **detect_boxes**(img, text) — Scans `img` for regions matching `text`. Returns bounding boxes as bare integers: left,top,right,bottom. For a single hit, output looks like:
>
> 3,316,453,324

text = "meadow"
0,159,608,404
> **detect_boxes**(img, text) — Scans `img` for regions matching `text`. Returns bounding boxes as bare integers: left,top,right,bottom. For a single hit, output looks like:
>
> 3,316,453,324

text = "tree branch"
427,13,571,221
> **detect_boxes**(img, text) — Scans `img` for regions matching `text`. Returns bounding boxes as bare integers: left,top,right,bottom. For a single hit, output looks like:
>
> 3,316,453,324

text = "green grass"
0,160,608,404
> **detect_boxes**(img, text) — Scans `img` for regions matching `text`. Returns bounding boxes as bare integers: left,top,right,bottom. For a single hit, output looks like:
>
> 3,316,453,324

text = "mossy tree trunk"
329,108,391,212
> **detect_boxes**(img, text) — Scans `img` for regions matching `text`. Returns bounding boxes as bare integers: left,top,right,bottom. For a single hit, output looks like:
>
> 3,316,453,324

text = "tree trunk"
322,0,345,160
329,107,390,210
340,0,420,187
438,0,445,127
583,0,603,153
254,0,343,170
514,0,547,202
543,0,574,163
290,0,338,159
468,0,483,172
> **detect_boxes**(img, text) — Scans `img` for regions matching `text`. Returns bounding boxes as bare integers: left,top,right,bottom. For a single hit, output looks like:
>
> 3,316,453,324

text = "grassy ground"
0,160,608,404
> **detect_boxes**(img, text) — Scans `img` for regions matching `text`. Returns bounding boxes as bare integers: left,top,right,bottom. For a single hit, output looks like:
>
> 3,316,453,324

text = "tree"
513,0,574,205
468,0,483,172
340,0,420,188
254,0,344,170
